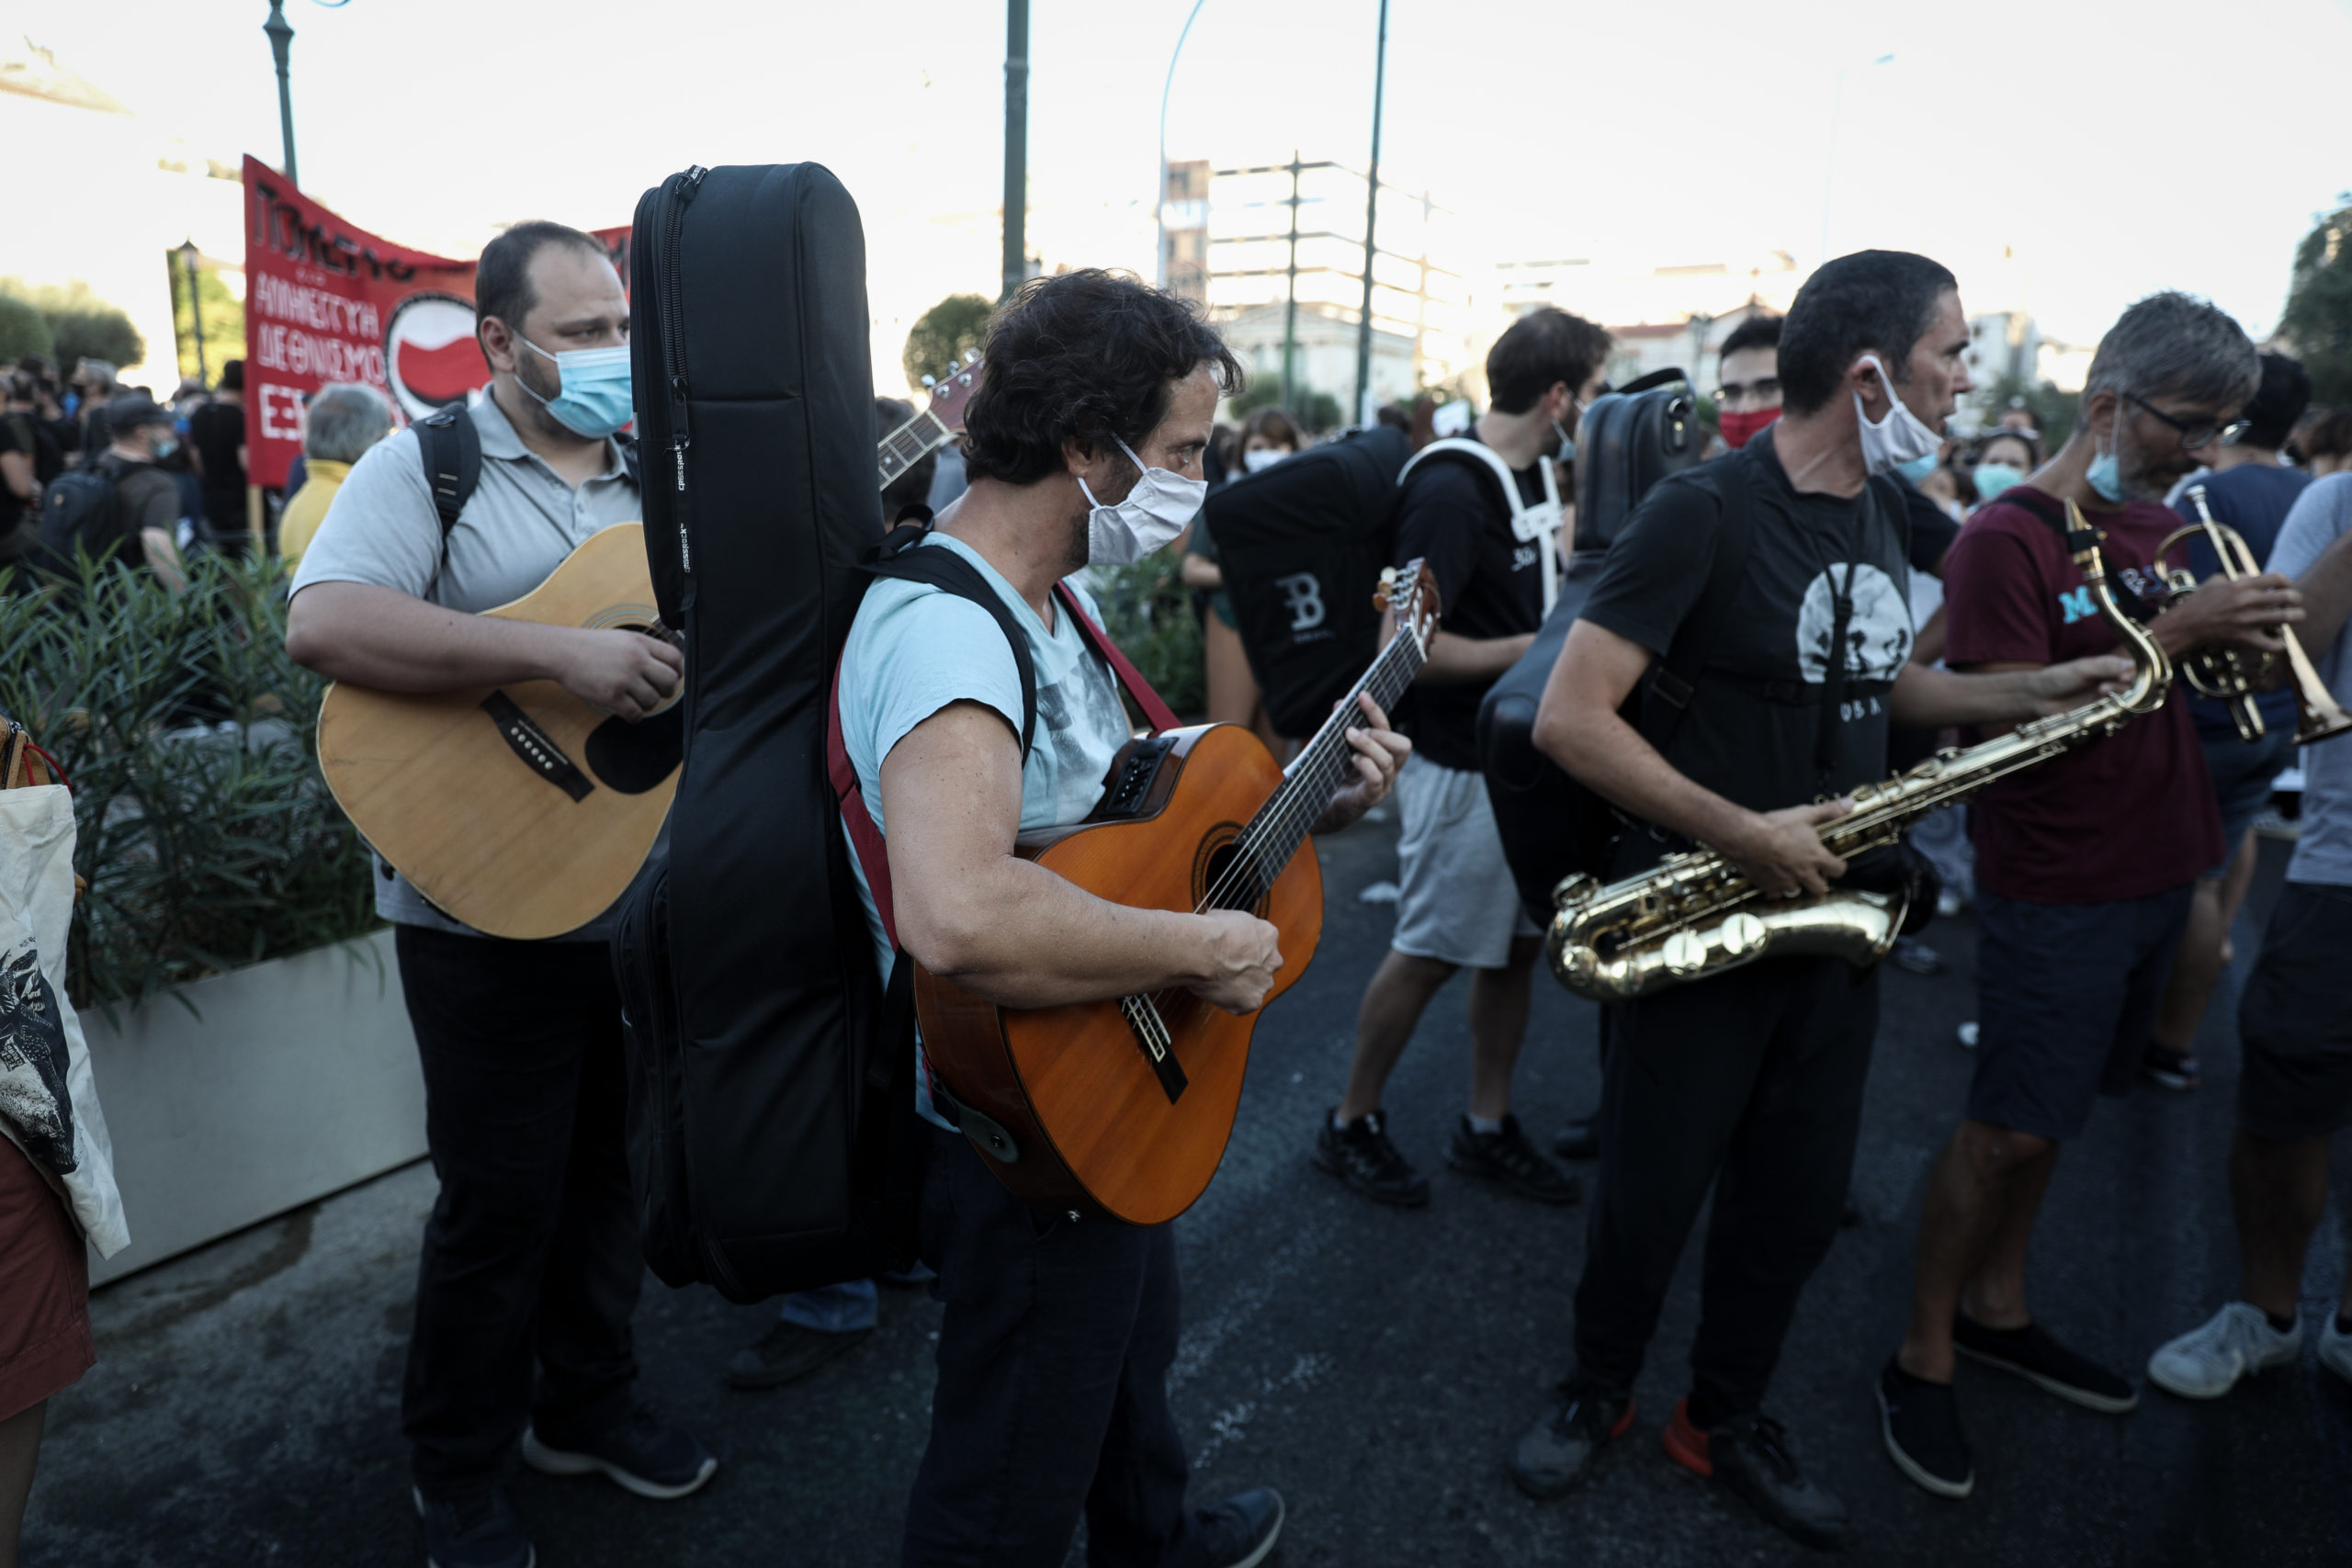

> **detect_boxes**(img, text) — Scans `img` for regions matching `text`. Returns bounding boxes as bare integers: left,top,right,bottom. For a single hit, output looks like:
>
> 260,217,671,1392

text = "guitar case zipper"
652,166,707,599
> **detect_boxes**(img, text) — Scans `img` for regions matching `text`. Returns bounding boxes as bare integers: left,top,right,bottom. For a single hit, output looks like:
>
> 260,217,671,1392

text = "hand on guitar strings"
1186,908,1284,1016
557,627,685,721
1312,693,1413,836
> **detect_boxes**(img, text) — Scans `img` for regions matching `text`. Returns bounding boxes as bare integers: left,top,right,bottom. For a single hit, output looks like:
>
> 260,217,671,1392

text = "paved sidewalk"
24,825,2352,1566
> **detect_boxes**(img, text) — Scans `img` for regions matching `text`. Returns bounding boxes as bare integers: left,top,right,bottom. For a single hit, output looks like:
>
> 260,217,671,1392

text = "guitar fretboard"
1204,613,1430,912
879,409,955,487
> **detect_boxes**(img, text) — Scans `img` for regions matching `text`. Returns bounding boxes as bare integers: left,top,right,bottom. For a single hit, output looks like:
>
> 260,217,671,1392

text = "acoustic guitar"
915,562,1442,1225
315,355,985,940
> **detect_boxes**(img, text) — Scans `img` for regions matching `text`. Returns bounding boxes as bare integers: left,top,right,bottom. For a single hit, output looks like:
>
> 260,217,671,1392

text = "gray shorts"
1391,755,1538,969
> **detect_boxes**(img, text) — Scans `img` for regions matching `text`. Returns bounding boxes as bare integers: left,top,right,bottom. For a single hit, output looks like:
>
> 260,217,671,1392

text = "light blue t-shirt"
834,532,1131,1126
2270,473,2352,888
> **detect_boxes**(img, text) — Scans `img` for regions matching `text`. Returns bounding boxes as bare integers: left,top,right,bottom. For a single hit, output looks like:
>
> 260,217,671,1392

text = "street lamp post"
264,0,298,186
1352,0,1390,428
176,240,208,386
1155,0,1211,290
1001,0,1029,302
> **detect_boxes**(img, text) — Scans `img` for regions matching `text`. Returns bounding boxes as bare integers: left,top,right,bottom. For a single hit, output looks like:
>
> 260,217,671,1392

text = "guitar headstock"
920,349,985,432
1374,559,1442,652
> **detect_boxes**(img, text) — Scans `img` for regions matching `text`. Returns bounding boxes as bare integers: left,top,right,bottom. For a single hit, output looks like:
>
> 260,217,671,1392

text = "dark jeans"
903,1129,1193,1568
1573,956,1877,1424
396,924,642,1493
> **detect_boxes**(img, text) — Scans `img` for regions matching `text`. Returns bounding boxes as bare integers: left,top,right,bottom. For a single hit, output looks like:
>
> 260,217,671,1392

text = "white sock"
1467,1113,1503,1135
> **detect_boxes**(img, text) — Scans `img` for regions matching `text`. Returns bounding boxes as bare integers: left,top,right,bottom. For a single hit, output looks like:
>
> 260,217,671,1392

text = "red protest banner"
240,156,630,489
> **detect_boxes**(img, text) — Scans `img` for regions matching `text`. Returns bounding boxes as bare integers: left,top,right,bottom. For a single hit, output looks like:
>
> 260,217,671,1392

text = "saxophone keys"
1721,911,1767,956
1664,930,1709,976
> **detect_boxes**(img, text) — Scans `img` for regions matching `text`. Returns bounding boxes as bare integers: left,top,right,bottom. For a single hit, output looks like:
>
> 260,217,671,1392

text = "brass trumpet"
2158,485,2351,747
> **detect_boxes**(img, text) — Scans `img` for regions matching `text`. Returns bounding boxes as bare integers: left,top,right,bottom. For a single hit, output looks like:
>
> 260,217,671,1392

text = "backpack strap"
1054,582,1180,734
1637,451,1760,755
413,405,481,540
1399,436,1566,611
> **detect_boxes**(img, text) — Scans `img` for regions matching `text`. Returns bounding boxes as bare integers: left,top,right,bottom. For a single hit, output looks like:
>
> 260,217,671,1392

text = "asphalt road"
25,813,2352,1567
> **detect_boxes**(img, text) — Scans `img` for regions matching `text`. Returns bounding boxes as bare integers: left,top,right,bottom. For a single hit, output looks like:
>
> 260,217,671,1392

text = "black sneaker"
1706,1411,1856,1551
2142,1045,2199,1091
414,1484,535,1568
522,1406,718,1500
1449,1114,1579,1205
1313,1109,1430,1207
1877,1359,1973,1499
726,1319,875,1390
1511,1377,1634,1499
1888,936,1945,976
1951,1314,2138,1413
1170,1487,1284,1568
1551,1116,1600,1161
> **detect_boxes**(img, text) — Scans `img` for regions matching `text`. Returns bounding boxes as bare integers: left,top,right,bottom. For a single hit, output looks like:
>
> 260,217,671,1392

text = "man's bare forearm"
1891,663,2055,728
286,581,569,691
2296,525,2352,658
1545,700,1757,854
899,852,1231,1009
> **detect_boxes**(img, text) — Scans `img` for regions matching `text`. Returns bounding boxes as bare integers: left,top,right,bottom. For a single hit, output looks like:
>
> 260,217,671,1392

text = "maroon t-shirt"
1941,486,2221,904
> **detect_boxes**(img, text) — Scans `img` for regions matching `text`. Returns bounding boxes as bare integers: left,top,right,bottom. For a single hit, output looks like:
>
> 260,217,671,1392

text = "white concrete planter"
83,930,424,1286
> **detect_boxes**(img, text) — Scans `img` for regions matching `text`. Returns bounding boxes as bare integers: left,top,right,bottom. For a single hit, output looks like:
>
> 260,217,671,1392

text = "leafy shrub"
0,280,144,376
0,295,52,362
902,293,993,394
0,554,376,1010
1091,556,1204,721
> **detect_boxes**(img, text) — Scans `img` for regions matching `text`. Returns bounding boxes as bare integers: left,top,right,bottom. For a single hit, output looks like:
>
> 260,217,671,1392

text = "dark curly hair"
960,270,1243,486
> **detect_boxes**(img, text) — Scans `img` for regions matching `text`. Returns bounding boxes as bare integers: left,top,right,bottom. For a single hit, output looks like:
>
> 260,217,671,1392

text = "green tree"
1977,371,2080,447
0,294,51,362
1228,378,1341,434
2281,200,2352,404
168,259,245,384
1,279,144,373
903,293,993,393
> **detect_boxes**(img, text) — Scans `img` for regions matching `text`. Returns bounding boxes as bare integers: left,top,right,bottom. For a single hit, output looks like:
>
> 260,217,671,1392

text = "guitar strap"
413,406,640,595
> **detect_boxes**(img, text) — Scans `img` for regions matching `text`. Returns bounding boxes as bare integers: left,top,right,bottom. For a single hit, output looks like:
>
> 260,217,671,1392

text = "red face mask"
1718,408,1780,449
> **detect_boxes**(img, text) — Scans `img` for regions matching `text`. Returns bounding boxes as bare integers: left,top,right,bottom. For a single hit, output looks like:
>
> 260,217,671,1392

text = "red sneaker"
1663,1396,1712,1477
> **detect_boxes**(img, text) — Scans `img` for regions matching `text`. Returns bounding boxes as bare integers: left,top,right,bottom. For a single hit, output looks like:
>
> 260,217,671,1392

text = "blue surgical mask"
1895,453,1939,484
511,333,634,438
1972,461,2026,502
1551,417,1577,465
2086,401,2127,502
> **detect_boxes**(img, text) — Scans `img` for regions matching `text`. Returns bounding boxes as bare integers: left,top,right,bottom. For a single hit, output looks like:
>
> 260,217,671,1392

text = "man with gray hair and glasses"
1880,293,2302,1500
277,383,392,564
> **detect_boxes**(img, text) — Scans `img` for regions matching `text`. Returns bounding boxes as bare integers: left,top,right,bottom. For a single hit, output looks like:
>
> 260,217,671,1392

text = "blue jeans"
778,1280,877,1333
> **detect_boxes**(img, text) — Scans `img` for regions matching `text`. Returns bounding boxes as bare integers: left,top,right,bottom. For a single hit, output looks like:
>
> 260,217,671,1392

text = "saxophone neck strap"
2001,487,2159,624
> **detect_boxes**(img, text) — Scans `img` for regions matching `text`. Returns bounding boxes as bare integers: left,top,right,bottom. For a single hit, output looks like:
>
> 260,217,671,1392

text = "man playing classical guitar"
836,270,1405,1568
286,222,710,1568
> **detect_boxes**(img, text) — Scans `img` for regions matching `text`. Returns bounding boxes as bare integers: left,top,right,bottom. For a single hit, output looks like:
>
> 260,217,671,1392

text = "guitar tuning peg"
964,348,980,364
921,374,937,389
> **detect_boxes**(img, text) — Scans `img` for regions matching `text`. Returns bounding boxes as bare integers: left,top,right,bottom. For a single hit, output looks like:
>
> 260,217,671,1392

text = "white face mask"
1851,354,1945,477
1078,436,1206,566
1241,446,1290,474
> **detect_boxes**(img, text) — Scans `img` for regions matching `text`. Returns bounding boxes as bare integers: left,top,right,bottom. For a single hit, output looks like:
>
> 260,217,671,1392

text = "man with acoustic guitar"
838,269,1405,1568
286,222,709,1568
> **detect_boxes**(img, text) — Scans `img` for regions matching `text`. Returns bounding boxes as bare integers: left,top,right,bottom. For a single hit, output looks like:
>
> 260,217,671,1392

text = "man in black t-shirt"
187,360,249,554
1510,253,2124,1551
1312,307,1608,1209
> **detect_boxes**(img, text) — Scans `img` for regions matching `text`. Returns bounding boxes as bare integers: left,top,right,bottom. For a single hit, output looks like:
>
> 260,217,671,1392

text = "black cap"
105,393,170,432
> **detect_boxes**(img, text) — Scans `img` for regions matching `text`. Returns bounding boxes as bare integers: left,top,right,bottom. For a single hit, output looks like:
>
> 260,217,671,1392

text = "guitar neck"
878,408,956,490
1212,626,1429,907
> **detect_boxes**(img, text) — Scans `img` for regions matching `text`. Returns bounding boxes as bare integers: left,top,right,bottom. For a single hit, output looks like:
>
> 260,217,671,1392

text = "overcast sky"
35,0,2352,389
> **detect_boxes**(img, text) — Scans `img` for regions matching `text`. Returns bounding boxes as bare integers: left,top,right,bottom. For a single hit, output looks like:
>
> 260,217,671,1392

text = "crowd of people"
4,216,2351,1568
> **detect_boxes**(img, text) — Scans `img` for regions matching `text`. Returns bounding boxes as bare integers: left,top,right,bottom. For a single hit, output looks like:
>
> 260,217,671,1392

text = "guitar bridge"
1118,996,1188,1105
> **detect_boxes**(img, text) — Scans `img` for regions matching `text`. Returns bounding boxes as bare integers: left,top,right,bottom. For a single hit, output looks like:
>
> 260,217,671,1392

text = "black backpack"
1477,452,1758,922
1202,423,1413,739
35,461,124,574
1571,367,1703,556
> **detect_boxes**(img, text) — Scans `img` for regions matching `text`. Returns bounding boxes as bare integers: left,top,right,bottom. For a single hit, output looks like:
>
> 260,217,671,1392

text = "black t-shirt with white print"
1577,424,1912,868
1393,434,1548,772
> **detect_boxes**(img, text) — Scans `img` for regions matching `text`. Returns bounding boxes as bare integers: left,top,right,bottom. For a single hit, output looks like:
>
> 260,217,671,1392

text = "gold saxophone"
1547,499,2172,1003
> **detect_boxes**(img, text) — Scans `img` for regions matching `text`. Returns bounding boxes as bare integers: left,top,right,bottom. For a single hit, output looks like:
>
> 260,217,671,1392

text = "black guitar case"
613,164,915,1302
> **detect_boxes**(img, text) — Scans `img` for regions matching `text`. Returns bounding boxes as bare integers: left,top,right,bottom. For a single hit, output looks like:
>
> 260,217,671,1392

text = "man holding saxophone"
1515,251,2130,1551
1883,294,2297,1502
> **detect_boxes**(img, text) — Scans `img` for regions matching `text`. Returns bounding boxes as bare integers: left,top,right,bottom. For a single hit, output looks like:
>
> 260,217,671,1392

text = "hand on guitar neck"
288,580,684,720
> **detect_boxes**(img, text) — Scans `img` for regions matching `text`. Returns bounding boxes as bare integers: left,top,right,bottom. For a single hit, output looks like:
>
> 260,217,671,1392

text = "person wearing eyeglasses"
1880,293,2302,1502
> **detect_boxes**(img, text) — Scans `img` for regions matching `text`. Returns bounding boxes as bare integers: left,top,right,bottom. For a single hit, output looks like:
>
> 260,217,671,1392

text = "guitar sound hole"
1200,839,1270,915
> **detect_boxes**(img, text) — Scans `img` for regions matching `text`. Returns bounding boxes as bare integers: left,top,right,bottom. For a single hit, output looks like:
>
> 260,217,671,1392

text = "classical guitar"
914,563,1442,1225
315,355,985,940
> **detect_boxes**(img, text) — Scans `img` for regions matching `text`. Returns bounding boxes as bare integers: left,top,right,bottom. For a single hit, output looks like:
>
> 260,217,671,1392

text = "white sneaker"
2147,1302,2301,1399
2321,1314,2352,1387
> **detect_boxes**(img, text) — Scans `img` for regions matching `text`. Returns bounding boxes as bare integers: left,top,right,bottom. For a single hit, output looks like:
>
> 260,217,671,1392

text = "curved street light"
1155,0,1211,289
